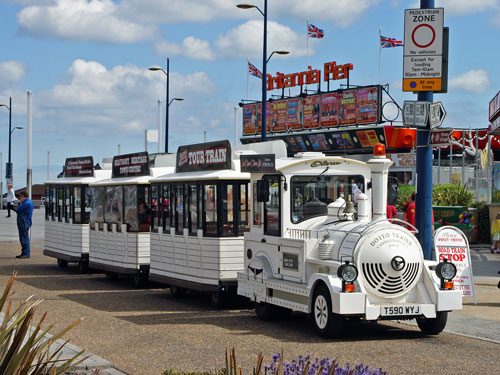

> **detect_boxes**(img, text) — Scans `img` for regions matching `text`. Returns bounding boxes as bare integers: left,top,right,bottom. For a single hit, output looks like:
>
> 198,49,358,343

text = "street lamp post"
149,59,184,153
237,2,289,142
0,97,13,183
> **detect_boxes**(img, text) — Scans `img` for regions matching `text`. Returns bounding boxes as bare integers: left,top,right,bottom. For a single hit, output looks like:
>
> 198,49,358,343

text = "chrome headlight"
436,260,457,280
337,262,358,282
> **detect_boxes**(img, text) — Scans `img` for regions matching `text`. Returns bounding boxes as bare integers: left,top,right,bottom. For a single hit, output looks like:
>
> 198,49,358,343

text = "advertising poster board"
242,104,257,135
303,95,321,129
434,226,475,300
339,90,357,126
356,129,380,148
255,102,273,135
285,135,309,152
64,156,94,177
307,133,331,151
287,97,303,131
357,87,379,124
270,100,287,132
112,152,149,178
320,93,339,128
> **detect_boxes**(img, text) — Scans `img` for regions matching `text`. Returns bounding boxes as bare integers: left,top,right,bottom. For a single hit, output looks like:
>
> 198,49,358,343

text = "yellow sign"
403,78,442,92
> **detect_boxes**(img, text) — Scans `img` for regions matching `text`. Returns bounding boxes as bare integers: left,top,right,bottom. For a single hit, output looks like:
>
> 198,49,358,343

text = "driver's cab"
250,153,373,238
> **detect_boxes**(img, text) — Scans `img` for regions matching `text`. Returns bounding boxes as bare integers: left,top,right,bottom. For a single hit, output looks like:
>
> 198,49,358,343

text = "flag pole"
246,58,249,100
307,19,309,68
378,27,382,85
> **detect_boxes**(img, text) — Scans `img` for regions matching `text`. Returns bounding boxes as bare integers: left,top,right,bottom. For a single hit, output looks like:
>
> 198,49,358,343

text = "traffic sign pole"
415,0,435,261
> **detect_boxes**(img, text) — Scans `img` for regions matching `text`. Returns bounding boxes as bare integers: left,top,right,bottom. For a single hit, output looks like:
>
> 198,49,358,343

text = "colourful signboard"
176,140,231,173
303,95,321,129
320,93,339,128
357,87,379,124
286,97,303,131
339,90,357,126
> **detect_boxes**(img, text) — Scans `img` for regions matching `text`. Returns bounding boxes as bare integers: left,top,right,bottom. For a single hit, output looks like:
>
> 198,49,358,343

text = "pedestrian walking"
491,212,500,254
14,190,34,259
6,184,17,217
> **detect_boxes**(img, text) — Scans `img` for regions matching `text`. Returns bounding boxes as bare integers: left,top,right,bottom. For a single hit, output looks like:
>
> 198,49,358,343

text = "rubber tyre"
255,302,280,321
133,272,148,288
210,291,226,308
170,285,186,298
417,311,448,335
78,260,89,274
57,259,68,269
312,284,344,338
105,272,118,281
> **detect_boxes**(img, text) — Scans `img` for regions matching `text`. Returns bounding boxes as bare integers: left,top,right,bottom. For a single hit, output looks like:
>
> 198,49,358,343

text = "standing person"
491,212,500,254
14,191,34,259
386,203,398,221
405,192,416,228
6,184,17,217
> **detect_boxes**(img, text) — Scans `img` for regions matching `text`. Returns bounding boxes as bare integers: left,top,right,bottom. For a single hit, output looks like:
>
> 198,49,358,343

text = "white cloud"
0,61,27,87
17,0,156,43
215,20,307,59
36,59,217,136
435,0,499,16
154,36,216,61
449,69,490,93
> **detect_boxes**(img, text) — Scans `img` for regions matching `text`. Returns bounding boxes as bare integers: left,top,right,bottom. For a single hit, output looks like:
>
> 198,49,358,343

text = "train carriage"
44,156,111,272
237,142,463,337
88,152,174,286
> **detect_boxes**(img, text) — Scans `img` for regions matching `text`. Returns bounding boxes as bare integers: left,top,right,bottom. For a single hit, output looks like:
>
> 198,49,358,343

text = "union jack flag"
308,23,324,39
380,35,403,48
248,60,263,79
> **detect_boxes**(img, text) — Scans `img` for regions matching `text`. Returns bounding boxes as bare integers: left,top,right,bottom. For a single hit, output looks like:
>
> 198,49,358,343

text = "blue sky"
1,0,499,189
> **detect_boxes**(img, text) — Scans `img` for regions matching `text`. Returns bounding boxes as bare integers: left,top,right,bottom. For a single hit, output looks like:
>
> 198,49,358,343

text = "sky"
1,0,499,189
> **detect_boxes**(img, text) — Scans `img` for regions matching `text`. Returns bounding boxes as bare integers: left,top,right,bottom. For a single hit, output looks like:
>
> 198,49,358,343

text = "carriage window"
74,186,82,223
65,186,72,222
45,186,50,220
222,184,234,236
188,183,199,235
239,183,250,234
138,185,150,232
204,184,217,236
50,186,56,220
104,186,123,229
84,186,92,223
124,185,138,232
90,187,105,229
151,184,159,232
264,176,281,236
57,186,64,221
252,182,262,227
290,175,365,223
173,184,185,234
161,184,171,231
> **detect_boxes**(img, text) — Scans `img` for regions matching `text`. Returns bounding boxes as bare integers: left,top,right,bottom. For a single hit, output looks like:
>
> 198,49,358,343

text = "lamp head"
275,50,290,55
173,98,184,101
236,4,256,9
148,66,163,72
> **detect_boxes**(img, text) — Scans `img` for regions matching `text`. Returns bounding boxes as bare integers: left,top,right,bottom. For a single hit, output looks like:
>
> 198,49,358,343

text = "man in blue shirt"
14,191,34,259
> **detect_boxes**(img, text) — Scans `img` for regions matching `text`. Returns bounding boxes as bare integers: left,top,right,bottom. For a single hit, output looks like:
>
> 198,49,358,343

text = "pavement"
0,208,499,375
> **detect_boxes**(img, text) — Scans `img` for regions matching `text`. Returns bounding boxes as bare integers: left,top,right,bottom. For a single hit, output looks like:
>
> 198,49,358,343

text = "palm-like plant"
1,272,87,375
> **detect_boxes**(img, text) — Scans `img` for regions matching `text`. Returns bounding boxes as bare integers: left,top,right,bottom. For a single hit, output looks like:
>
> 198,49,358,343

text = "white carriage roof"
44,169,112,185
151,166,250,183
89,167,174,186
274,154,370,173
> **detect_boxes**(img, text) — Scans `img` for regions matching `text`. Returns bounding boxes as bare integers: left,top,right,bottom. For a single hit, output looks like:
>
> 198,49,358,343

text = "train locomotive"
237,142,462,337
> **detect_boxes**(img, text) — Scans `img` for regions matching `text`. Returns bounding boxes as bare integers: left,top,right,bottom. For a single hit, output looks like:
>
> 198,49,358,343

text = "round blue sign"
410,81,417,88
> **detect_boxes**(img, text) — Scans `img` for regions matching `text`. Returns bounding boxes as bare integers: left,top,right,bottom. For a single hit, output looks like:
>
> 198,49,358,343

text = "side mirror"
256,180,270,203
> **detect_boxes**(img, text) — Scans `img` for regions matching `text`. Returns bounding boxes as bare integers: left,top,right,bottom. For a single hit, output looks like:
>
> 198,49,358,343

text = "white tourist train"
236,141,462,337
44,156,111,272
44,139,463,337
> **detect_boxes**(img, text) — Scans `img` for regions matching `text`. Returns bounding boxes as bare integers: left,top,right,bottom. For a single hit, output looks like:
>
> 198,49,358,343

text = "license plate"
380,304,421,316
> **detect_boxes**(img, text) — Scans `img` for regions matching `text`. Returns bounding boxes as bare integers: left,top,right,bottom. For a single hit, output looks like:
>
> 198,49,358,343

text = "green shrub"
396,184,415,210
1,272,87,375
432,184,474,206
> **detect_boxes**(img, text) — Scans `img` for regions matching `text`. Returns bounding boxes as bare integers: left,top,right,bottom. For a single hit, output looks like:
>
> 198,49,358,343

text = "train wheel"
78,260,89,274
417,311,448,335
255,302,279,321
170,285,186,298
57,259,68,269
133,272,148,288
210,291,225,308
312,285,344,338
105,272,118,281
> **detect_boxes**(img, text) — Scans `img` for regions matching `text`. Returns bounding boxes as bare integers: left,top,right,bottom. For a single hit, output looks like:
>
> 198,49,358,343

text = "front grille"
362,262,420,296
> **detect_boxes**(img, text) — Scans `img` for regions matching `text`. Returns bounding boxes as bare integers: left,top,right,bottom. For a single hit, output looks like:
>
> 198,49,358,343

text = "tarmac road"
1,209,499,375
